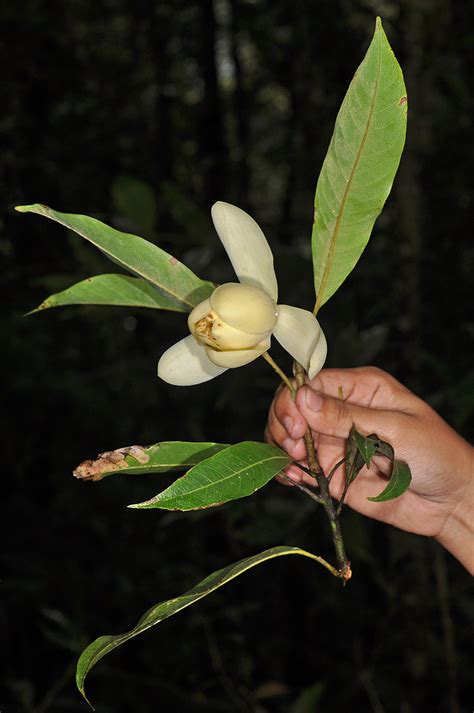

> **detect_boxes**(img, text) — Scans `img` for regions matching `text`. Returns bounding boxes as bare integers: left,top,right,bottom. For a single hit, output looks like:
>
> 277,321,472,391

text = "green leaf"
344,428,366,486
15,204,214,312
28,274,188,314
352,428,378,467
128,441,292,510
367,459,412,502
76,545,337,704
373,437,395,461
73,441,228,482
312,17,407,312
111,175,157,235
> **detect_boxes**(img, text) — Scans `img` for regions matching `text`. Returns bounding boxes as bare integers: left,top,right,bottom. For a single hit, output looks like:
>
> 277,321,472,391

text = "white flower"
158,202,327,386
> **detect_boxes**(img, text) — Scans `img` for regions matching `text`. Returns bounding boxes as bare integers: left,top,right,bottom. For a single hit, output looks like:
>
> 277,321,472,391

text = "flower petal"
273,305,327,375
204,338,271,368
211,202,278,301
158,335,227,385
308,328,327,379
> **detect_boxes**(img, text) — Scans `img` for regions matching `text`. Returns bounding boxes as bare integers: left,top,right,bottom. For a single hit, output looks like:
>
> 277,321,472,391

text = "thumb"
295,385,403,442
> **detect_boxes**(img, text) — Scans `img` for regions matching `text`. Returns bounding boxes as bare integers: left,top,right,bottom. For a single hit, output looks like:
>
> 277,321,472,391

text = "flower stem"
262,352,296,397
293,361,351,583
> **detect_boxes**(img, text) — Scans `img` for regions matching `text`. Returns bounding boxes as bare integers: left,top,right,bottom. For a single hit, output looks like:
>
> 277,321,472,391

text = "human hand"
265,367,473,572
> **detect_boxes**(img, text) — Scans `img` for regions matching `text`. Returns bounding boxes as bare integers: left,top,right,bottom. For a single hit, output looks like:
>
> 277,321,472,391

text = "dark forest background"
2,1,473,711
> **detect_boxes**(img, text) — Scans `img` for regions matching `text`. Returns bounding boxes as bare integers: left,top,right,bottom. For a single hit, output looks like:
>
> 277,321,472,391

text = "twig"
262,352,296,396
280,474,324,505
293,361,351,583
327,457,346,484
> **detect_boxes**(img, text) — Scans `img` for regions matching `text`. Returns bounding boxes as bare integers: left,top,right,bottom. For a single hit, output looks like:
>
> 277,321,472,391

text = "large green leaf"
15,204,214,312
28,274,188,314
76,545,338,704
312,17,407,312
73,441,228,481
128,441,292,510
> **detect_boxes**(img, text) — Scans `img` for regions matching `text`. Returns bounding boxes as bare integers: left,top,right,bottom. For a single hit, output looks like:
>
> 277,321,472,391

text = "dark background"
2,1,473,711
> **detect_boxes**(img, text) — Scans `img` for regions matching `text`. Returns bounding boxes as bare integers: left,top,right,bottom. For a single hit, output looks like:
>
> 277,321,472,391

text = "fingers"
265,404,307,460
295,384,408,444
309,366,417,412
266,367,416,454
270,385,308,440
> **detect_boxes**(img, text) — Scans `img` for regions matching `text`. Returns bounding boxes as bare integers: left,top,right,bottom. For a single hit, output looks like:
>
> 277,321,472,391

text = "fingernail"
304,387,323,412
283,416,294,435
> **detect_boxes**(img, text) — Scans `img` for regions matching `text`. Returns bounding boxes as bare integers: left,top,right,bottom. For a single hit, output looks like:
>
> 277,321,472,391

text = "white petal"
308,328,327,378
204,338,270,368
273,305,327,374
158,335,227,385
211,202,278,301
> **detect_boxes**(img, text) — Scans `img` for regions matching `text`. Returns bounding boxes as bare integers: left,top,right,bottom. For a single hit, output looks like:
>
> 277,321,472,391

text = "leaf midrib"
157,452,288,502
78,546,333,691
314,37,381,315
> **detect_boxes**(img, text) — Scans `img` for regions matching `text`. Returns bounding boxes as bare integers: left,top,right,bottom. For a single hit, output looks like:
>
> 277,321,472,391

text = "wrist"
436,447,474,574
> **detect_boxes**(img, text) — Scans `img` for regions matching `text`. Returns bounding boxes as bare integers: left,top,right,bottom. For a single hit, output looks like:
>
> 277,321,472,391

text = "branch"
292,361,351,583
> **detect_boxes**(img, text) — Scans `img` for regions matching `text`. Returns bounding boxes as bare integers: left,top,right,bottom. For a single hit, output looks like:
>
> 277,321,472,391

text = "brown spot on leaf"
169,256,178,266
73,445,149,481
399,96,408,106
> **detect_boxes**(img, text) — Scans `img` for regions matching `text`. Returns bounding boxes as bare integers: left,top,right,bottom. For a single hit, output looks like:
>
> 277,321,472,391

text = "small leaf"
28,274,186,314
312,17,407,312
352,428,378,467
367,459,412,502
15,204,214,312
73,442,228,481
374,437,394,461
76,545,337,704
345,427,367,485
128,441,292,510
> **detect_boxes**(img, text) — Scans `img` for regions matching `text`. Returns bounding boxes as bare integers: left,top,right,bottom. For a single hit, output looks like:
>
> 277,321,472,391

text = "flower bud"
188,283,278,354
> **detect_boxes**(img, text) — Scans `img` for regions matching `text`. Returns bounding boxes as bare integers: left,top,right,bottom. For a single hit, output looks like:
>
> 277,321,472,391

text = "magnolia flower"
158,202,327,386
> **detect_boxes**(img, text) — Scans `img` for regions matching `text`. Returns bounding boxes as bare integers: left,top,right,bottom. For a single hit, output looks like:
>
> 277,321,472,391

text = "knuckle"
364,365,386,379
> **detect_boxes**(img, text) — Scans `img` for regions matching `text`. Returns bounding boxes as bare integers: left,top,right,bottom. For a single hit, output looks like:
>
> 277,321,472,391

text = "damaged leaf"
73,441,228,481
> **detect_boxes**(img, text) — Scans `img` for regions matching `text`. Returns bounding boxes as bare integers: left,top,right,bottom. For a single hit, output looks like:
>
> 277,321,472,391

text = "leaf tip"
23,302,47,317
14,203,52,216
76,678,95,710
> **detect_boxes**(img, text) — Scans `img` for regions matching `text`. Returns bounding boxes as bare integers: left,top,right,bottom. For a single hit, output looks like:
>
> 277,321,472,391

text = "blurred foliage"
1,0,473,711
